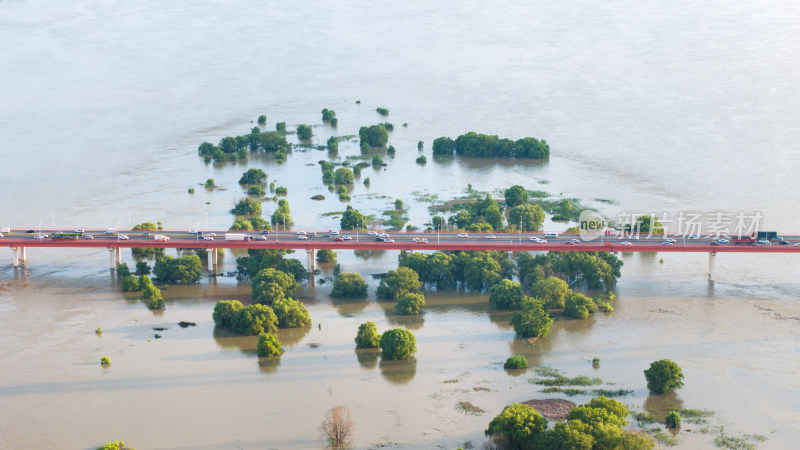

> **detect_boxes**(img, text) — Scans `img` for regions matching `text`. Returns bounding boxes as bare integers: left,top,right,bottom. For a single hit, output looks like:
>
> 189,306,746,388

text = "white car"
206,233,216,237
119,235,129,240
203,236,214,241
343,236,352,240
486,235,496,239
84,235,93,240
688,234,699,239
367,231,378,236
188,230,199,234
457,233,468,238
379,233,389,238
718,239,729,243
757,239,769,244
297,235,308,240
74,229,85,233
569,239,580,244
34,234,46,239
661,242,673,246
665,238,677,243
329,231,339,235
253,235,267,241
620,241,632,246
296,231,306,235
794,243,800,247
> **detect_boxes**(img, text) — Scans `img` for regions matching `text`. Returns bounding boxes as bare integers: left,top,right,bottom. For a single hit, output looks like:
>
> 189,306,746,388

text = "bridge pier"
20,246,26,266
116,247,122,267
108,248,116,269
708,252,716,282
11,247,19,267
207,248,214,271
306,249,316,276
212,248,219,270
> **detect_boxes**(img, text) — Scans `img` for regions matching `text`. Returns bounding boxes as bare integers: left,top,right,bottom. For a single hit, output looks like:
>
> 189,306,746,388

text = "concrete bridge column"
306,249,316,276
708,252,716,282
212,248,219,270
207,249,214,271
12,247,19,267
20,246,26,266
116,248,122,267
109,248,116,269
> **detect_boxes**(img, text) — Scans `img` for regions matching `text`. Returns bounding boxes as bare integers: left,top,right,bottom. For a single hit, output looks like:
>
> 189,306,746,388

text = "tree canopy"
331,272,368,298
271,297,311,328
358,124,389,147
212,300,244,328
489,279,524,310
296,124,313,140
395,293,425,315
239,168,267,185
230,304,278,336
504,185,528,207
153,255,203,284
340,205,367,230
510,297,553,338
257,332,283,357
379,328,417,360
251,268,298,305
530,276,570,309
334,167,355,184
376,267,421,300
508,204,546,231
355,321,381,349
644,359,685,394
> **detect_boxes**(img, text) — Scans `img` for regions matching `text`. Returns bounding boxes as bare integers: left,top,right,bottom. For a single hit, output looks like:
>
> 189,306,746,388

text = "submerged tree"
320,406,355,449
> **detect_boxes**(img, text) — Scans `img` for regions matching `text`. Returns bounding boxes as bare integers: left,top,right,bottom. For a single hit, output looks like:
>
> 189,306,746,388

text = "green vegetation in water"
411,190,439,203
714,431,766,450
678,408,715,425
276,121,286,131
205,178,215,188
257,332,283,357
417,140,423,150
187,187,194,194
647,429,679,447
239,168,267,185
644,359,684,394
355,321,381,349
100,355,110,365
376,107,389,116
95,327,102,335
311,194,325,201
330,117,338,127
379,328,416,360
632,410,659,424
380,206,409,230
529,374,603,387
275,186,287,195
247,185,265,196
321,108,336,121
359,124,389,147
331,273,368,298
231,198,262,216
197,126,288,163
96,440,135,450
432,132,549,159
296,124,313,140
416,155,426,164
666,411,681,429
504,355,528,370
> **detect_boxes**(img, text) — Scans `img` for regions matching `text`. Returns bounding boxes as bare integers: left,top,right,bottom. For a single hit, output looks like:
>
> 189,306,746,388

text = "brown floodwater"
1,249,799,448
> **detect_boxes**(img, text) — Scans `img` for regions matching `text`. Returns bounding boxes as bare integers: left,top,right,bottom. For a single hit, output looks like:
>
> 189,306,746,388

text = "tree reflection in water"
380,358,417,385
258,356,281,374
355,349,380,370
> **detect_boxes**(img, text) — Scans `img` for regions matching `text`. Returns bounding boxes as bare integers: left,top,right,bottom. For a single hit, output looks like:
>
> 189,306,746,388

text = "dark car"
710,241,720,246
779,240,789,245
375,237,384,242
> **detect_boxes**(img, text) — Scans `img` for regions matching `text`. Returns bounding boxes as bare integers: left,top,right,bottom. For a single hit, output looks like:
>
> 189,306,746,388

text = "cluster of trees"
231,198,262,216
321,108,336,121
129,222,164,258
432,132,550,159
197,127,289,163
485,397,655,449
239,168,267,185
251,267,300,304
358,124,389,147
644,359,684,394
331,272,368,298
296,124,313,140
376,267,425,315
230,216,270,231
270,199,293,227
235,250,308,283
340,205,368,230
327,136,338,153
152,255,203,284
517,251,623,290
376,107,389,116
212,297,310,345
355,321,416,360
334,167,354,185
447,194,505,231
316,248,337,263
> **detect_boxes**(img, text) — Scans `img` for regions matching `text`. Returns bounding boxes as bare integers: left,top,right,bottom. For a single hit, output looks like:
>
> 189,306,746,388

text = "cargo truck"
732,231,778,244
225,233,251,241
154,235,170,241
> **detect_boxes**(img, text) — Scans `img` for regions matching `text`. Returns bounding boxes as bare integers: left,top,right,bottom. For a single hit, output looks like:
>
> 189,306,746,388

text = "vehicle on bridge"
225,233,250,241
732,231,778,244
154,235,170,241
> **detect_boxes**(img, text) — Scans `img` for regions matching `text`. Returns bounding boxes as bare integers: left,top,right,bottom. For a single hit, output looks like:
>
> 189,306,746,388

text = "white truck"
225,233,250,241
104,228,117,234
154,235,170,241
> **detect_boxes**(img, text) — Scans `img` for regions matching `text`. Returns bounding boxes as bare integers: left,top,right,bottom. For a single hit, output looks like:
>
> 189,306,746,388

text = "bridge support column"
207,249,214,271
116,248,122,267
109,248,116,269
708,252,716,282
12,247,19,267
212,248,219,270
306,249,316,276
20,246,27,266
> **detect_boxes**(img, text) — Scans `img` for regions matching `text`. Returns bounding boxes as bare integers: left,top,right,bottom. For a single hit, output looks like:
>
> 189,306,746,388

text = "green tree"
355,321,381,349
372,155,384,165
666,411,681,429
530,276,570,309
316,248,336,263
231,198,262,215
231,304,278,335
504,355,528,370
376,107,389,116
340,205,367,230
239,168,267,185
484,202,504,231
148,296,165,310
330,117,338,127
252,268,298,305
416,155,427,164
122,274,140,292
331,272,368,298
485,403,548,448
212,300,244,328
563,292,598,319
257,332,283,357
152,255,203,284
321,108,336,121
379,328,417,360
270,199,293,227
296,124,313,140
334,168,355,184
358,124,389,147
395,292,425,315
510,297,553,338
327,136,338,152
271,297,311,328
257,114,266,124
504,185,528,208
96,439,135,450
489,279,524,310
417,141,423,150
248,185,265,196
135,261,150,275
376,267,421,300
205,178,215,188
644,359,685,394
509,204,545,231
432,137,455,155
117,262,130,278
276,258,308,282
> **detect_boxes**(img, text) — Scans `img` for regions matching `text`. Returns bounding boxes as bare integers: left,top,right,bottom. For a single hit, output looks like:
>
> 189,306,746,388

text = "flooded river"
1,0,800,448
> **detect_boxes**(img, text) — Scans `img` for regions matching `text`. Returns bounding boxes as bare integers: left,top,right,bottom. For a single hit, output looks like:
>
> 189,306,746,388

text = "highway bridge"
3,228,800,281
